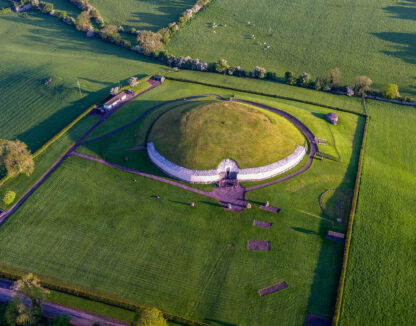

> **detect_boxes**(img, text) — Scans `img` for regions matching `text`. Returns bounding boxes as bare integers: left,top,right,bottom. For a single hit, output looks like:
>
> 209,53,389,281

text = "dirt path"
0,286,129,326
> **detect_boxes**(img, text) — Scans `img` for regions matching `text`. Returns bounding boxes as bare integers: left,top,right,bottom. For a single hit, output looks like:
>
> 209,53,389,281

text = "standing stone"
190,202,195,207
246,203,252,209
265,201,270,207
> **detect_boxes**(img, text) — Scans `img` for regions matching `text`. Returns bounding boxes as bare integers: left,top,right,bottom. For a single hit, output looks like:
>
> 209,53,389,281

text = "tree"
284,71,296,85
354,75,373,97
3,190,16,206
11,273,50,325
328,67,341,88
383,83,400,99
215,59,229,74
129,77,138,87
297,72,312,86
252,66,266,79
0,139,34,179
5,298,30,326
75,11,91,32
137,31,164,55
137,307,167,326
99,25,122,44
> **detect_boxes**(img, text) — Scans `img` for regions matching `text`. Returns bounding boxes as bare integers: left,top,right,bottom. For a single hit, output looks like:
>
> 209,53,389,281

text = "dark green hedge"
165,76,367,117
331,112,370,326
0,264,210,326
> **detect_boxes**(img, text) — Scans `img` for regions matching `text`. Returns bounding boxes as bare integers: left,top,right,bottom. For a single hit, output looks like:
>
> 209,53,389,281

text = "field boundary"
331,102,369,325
165,76,367,116
0,264,210,326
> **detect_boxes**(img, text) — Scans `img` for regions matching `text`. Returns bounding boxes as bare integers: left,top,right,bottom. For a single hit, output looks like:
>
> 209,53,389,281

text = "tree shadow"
372,32,416,65
305,114,366,321
383,0,416,21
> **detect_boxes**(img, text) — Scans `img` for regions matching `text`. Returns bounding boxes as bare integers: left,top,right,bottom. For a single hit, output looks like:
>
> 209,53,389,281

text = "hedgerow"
0,264,210,326
331,109,369,326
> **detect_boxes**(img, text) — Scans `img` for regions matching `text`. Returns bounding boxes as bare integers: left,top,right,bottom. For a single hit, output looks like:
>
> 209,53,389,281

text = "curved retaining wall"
147,142,306,184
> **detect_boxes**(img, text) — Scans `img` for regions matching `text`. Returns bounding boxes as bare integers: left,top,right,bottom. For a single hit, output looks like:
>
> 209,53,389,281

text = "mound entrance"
148,100,305,170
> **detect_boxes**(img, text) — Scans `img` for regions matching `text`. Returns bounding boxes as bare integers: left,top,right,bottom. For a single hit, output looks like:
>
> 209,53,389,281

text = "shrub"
75,11,91,32
0,8,12,16
354,75,373,97
252,66,266,79
137,307,168,326
382,83,400,99
130,27,137,34
297,72,312,86
129,77,138,87
41,2,53,13
99,25,122,44
328,67,341,88
3,191,16,206
215,59,229,73
284,71,296,85
137,30,164,55
265,71,277,80
57,10,67,19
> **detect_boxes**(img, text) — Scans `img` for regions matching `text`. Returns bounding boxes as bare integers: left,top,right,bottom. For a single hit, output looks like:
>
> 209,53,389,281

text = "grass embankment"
0,83,364,325
339,101,416,325
88,0,195,31
0,11,166,152
166,0,416,96
149,100,305,169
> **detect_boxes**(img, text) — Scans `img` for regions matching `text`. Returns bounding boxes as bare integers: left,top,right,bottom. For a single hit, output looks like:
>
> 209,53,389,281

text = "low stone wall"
147,142,306,184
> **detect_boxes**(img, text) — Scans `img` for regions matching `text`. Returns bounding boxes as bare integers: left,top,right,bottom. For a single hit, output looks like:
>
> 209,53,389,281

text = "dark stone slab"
258,281,288,296
248,240,270,251
253,220,272,229
260,205,280,214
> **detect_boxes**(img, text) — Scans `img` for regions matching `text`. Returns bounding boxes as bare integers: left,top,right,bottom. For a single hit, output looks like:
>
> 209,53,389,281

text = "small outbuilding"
326,112,339,125
154,75,166,83
103,91,127,110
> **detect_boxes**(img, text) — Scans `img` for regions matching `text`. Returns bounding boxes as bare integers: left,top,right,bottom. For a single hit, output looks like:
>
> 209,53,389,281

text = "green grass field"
339,100,416,325
0,82,363,325
87,0,195,31
149,100,305,169
166,0,416,96
0,11,166,152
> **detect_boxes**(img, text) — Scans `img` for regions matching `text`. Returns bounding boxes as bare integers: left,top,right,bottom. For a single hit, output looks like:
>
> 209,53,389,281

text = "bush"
75,11,91,32
297,72,312,87
137,307,167,326
354,75,373,97
3,191,16,206
41,2,53,13
0,8,12,16
57,10,67,19
137,30,164,55
215,59,229,73
382,83,400,100
284,71,296,85
252,66,266,79
99,25,122,44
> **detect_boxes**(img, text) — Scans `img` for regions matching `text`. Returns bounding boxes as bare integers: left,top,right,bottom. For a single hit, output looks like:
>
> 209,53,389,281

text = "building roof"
104,92,127,106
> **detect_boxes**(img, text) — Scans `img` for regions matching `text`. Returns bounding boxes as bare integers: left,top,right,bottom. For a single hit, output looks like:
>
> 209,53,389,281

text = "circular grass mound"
149,100,305,169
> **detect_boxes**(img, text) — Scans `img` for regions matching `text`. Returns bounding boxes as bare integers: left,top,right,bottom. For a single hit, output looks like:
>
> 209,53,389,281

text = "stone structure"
147,142,306,184
326,113,339,125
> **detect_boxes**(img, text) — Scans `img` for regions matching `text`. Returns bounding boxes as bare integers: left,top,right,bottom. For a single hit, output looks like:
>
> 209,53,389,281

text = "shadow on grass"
291,227,316,235
305,114,366,321
204,319,238,326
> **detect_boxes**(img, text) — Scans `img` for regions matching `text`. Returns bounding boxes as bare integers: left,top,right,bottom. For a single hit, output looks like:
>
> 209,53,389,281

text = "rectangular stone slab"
248,240,271,250
253,220,272,229
327,231,345,242
260,205,281,214
258,281,288,296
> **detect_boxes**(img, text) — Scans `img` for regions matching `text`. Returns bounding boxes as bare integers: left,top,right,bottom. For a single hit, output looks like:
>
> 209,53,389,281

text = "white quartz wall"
147,142,306,184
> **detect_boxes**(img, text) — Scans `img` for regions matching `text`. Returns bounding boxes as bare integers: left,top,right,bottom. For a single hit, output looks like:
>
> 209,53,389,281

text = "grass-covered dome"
148,100,305,169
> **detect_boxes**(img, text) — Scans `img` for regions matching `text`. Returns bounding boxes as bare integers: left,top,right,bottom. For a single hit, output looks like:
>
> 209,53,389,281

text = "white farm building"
103,92,127,110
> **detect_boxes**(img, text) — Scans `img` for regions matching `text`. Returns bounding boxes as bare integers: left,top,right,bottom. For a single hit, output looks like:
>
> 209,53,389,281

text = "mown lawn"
166,0,416,96
0,84,363,325
88,0,195,31
339,100,416,325
0,11,166,152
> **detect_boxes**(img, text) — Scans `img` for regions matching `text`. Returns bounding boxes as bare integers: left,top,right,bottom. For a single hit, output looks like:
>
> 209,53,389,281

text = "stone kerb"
148,142,306,184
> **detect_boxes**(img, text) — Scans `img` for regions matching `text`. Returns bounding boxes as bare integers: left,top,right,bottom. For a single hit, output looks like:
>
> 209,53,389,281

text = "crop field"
87,0,195,31
166,0,416,96
0,82,364,325
339,100,416,325
0,11,166,152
